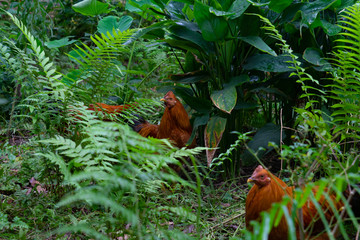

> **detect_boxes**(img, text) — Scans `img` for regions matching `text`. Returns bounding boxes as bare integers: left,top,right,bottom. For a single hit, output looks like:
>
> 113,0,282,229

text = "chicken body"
136,91,196,148
87,103,132,113
245,165,292,239
245,165,343,240
87,91,195,148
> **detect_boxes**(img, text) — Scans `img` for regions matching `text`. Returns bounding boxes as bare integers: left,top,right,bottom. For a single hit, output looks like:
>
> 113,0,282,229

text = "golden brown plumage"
136,91,196,148
245,165,344,240
87,91,195,148
88,103,133,113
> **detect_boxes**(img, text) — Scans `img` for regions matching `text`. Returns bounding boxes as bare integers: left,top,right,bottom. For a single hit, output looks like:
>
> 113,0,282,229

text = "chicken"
134,91,196,148
87,103,133,115
245,165,293,239
245,165,344,240
87,91,196,148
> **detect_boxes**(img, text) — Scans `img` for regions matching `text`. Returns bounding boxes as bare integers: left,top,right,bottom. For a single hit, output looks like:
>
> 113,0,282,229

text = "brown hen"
245,165,344,240
135,91,196,148
88,91,195,148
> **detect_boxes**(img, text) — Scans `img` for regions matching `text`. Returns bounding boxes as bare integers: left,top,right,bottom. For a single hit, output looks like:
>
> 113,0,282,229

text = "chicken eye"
260,175,264,179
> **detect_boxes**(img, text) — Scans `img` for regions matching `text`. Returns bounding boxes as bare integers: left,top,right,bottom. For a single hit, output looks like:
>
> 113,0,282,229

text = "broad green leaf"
97,16,133,35
174,88,212,113
269,0,293,13
124,21,169,45
239,36,277,56
241,123,284,166
187,113,210,145
211,86,237,114
168,24,214,54
184,51,202,72
228,0,251,19
243,54,294,72
126,0,161,13
332,0,356,11
150,0,170,9
193,114,210,129
303,48,327,66
209,75,248,113
312,19,341,36
72,0,109,16
247,0,270,7
209,7,236,17
194,1,228,41
300,0,337,25
280,3,304,25
62,70,82,86
164,39,203,56
166,1,186,19
45,37,77,48
205,116,227,166
228,74,249,87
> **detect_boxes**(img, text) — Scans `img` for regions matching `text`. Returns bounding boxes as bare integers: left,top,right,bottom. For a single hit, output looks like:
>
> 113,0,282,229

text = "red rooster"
134,91,196,148
88,91,196,148
245,165,344,240
87,103,133,114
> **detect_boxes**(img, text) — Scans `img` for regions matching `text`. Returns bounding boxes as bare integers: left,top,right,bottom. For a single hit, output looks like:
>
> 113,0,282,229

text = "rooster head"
247,165,271,187
161,91,178,109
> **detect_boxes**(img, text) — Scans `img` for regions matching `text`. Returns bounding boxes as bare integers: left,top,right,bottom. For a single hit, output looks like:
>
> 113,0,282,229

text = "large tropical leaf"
168,24,214,54
97,16,133,35
303,47,331,71
194,1,228,41
241,123,284,166
211,87,237,114
210,75,249,113
243,54,294,72
72,0,109,16
205,116,227,166
239,36,277,56
300,0,338,25
45,37,77,49
269,0,292,13
208,0,250,19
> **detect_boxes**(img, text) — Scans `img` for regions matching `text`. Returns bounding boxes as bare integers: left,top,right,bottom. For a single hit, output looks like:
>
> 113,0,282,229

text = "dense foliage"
0,0,360,239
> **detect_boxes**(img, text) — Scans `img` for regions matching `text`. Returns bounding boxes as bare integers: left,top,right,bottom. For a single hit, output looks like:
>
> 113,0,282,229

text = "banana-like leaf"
205,116,227,166
300,0,338,25
211,86,237,114
72,0,109,16
239,36,277,56
194,1,228,42
269,0,292,13
243,54,294,72
303,47,331,71
45,37,77,49
97,16,133,35
241,123,284,166
168,24,214,54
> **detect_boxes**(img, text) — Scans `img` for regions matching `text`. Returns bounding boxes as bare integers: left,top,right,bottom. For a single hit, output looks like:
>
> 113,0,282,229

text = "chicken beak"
160,98,165,102
247,178,253,183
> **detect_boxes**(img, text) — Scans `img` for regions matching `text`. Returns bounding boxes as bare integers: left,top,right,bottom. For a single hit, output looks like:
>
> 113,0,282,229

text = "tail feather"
88,103,133,114
128,114,159,138
138,124,159,138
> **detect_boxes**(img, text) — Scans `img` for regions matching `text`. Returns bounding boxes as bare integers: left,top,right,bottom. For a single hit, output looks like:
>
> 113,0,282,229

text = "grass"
0,132,250,240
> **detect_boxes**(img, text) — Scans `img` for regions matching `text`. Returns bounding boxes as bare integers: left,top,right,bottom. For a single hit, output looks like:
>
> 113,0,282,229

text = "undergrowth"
1,2,360,240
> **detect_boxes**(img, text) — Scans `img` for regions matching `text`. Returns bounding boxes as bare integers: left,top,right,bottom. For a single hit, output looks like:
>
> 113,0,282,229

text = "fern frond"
5,11,67,100
329,3,360,141
250,13,326,111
